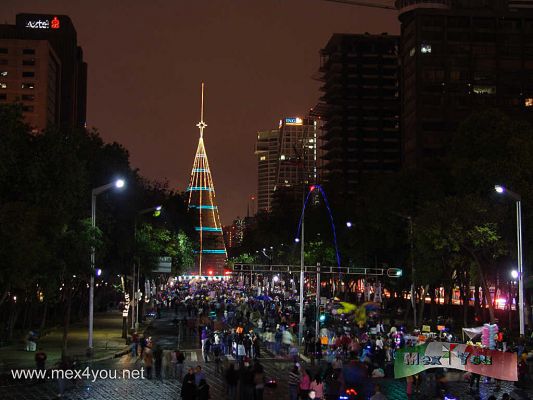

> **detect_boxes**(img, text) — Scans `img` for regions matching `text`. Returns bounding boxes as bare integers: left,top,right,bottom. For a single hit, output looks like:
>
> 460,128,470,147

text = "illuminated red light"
309,185,315,192
208,270,213,276
346,388,358,396
51,16,60,29
224,270,232,275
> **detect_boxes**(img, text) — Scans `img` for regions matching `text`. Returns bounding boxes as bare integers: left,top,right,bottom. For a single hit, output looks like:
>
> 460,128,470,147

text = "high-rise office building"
275,117,321,191
255,117,322,213
397,0,533,167
255,129,279,213
316,33,400,193
0,14,87,132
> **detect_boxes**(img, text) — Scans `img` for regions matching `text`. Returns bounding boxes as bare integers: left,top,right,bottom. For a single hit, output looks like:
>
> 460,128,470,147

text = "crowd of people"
131,276,532,400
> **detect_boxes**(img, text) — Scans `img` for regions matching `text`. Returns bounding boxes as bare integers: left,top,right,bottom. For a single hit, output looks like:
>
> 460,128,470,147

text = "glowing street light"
511,270,519,280
89,178,126,355
346,221,353,228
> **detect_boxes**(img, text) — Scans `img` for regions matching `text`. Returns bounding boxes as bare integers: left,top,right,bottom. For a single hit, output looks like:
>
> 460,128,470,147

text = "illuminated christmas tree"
186,83,227,275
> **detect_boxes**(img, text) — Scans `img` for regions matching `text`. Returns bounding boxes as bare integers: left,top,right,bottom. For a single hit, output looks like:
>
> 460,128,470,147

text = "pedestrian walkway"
0,310,130,374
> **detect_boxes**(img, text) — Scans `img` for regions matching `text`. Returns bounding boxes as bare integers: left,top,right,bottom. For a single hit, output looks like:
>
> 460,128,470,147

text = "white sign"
26,20,50,29
155,256,172,273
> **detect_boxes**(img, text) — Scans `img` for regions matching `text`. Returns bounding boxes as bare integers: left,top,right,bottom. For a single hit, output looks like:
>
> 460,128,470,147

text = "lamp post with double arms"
495,185,525,336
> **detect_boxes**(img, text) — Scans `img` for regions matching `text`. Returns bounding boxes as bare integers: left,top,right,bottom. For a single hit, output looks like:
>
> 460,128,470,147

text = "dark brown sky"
2,1,398,224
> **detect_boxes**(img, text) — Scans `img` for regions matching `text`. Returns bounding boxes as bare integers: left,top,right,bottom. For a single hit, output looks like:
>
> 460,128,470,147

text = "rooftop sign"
25,16,60,30
285,117,303,125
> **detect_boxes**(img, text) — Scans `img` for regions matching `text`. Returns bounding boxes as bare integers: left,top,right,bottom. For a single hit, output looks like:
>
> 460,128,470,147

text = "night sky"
1,1,398,224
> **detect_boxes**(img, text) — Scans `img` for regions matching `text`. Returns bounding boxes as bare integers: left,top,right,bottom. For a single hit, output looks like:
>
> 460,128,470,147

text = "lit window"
309,139,314,143
21,83,35,89
280,155,286,160
525,98,533,107
260,156,266,161
409,47,416,57
473,85,496,95
0,83,6,89
0,71,6,76
421,44,432,54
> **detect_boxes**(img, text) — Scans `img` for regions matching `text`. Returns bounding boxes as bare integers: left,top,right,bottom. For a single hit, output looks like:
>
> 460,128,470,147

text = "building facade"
275,117,321,191
317,33,401,193
255,129,279,213
397,0,533,167
0,14,87,132
255,117,322,213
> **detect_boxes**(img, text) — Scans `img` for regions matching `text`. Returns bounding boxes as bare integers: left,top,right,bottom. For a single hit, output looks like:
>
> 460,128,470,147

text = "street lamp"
89,180,126,344
494,185,525,336
133,205,163,331
89,178,126,355
511,270,519,280
346,221,353,228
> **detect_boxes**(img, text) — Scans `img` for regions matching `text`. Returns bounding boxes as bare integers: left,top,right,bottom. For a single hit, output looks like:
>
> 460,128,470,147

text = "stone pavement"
1,309,531,399
0,310,132,374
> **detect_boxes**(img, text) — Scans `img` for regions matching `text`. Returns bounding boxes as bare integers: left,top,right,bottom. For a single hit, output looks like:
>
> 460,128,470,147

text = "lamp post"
133,205,162,331
495,185,525,336
89,178,125,355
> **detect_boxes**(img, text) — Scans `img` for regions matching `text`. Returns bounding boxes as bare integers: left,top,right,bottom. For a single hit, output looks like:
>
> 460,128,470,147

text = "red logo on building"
51,17,60,29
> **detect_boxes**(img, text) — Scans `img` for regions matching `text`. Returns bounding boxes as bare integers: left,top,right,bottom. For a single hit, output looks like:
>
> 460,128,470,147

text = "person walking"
299,369,311,400
309,374,324,400
203,336,211,363
153,344,163,379
175,349,185,380
240,362,255,400
35,350,47,371
196,378,211,400
253,363,266,400
213,344,222,373
181,367,196,400
143,345,153,379
288,365,300,400
370,384,387,400
225,363,239,400
195,365,206,386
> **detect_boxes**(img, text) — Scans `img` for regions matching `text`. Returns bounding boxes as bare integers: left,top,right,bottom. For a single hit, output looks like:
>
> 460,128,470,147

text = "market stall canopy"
462,326,484,339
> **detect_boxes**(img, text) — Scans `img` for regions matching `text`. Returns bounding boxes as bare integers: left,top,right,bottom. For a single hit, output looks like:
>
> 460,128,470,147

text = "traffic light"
319,314,326,323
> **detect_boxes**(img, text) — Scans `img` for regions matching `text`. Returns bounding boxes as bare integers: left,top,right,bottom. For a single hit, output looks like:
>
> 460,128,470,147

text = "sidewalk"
0,310,131,374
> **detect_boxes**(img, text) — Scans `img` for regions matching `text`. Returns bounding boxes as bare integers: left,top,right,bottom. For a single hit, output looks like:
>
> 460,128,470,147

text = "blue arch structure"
295,184,341,272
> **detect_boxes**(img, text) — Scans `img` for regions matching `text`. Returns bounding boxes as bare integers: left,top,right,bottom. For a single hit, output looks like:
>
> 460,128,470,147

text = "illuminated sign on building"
285,117,303,125
25,16,60,30
51,17,60,29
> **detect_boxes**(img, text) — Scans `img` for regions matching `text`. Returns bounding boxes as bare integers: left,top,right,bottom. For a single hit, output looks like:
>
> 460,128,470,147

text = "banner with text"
394,342,517,381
